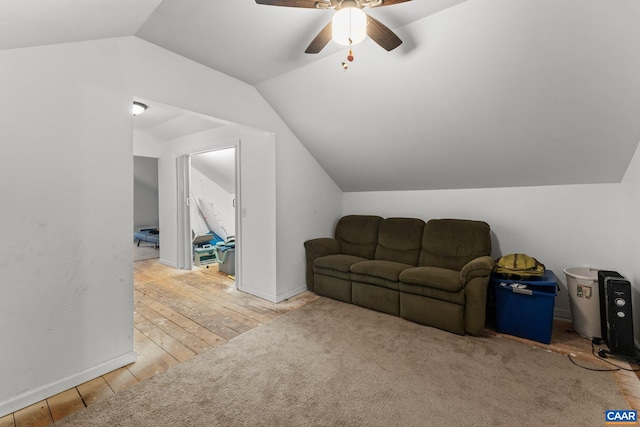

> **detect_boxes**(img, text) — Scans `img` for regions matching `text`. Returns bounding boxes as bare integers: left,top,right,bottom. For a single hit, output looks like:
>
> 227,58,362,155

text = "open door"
176,155,192,269
177,146,239,276
235,136,276,300
190,147,237,280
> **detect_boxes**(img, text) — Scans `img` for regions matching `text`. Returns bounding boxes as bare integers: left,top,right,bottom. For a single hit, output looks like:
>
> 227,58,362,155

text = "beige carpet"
55,298,628,426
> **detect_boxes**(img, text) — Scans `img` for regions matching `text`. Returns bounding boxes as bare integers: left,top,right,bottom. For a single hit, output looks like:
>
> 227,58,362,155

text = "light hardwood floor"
0,258,318,427
2,260,640,426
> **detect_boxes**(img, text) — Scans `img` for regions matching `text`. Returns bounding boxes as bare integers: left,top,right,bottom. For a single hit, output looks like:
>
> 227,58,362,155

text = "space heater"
597,270,635,358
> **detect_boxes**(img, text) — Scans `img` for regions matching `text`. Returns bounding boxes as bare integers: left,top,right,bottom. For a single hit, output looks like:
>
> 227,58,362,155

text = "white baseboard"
159,258,177,268
276,284,308,303
0,351,136,417
238,284,307,304
238,283,277,303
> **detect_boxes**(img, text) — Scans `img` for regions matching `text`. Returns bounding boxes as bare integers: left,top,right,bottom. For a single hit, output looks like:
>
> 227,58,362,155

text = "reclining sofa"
304,215,493,336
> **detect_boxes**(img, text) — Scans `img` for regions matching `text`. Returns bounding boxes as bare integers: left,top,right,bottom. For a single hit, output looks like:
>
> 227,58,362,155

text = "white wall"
621,142,640,343
133,128,162,158
344,184,623,319
0,41,136,415
274,122,344,300
0,36,342,416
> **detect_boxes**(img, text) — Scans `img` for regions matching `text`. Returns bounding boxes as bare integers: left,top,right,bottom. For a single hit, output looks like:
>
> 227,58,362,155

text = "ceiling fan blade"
366,15,402,51
305,21,333,53
369,0,411,7
255,0,321,7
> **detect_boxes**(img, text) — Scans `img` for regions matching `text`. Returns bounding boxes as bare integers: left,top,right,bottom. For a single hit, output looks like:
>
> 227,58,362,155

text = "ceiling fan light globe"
332,7,367,46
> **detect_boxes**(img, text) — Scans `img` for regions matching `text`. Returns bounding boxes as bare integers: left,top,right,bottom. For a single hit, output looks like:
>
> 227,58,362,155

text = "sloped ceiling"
135,0,467,85
256,0,640,191
0,0,162,49
2,0,640,192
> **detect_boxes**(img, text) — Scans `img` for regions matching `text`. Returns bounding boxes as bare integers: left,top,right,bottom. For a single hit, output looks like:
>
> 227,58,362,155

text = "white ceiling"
257,1,640,191
3,0,640,192
0,0,162,50
133,103,226,143
133,102,235,190
135,0,467,85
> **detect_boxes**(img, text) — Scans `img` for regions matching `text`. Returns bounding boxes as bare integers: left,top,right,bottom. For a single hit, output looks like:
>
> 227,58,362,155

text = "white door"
176,154,192,269
236,136,277,301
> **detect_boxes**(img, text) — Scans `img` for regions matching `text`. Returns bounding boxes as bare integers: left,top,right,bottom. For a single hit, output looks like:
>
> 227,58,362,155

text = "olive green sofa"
304,215,493,336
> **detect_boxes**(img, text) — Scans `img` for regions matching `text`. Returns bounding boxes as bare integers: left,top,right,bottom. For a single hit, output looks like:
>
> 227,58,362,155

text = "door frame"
176,143,241,289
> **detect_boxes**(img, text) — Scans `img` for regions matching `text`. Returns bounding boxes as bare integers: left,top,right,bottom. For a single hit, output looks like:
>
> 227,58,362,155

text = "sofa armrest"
459,256,494,285
460,256,494,335
304,238,341,292
305,238,341,257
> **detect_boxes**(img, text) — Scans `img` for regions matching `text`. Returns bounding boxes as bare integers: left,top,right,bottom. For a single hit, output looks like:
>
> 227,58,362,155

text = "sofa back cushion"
375,218,426,266
419,219,491,271
335,215,383,259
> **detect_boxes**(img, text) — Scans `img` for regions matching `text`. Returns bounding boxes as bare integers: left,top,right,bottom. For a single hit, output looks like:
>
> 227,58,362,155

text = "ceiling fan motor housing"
316,0,384,10
256,0,405,53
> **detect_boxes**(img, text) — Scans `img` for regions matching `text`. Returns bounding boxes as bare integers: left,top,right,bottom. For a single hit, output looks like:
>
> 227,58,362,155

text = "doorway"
181,147,238,280
133,156,160,262
133,98,277,302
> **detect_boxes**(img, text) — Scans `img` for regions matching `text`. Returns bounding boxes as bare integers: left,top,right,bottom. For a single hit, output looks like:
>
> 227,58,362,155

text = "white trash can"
563,267,600,338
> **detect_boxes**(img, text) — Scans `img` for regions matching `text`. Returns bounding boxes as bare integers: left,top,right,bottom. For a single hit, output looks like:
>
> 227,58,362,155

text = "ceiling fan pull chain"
341,42,355,70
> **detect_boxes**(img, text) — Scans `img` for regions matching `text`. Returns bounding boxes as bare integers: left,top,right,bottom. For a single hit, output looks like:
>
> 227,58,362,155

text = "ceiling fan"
255,0,409,54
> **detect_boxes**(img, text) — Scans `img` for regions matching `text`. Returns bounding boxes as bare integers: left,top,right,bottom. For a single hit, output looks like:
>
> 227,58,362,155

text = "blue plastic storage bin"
491,270,558,344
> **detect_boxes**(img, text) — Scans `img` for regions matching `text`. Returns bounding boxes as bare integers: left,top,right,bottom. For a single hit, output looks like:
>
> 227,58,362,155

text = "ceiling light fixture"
132,101,148,116
332,1,367,47
255,0,403,56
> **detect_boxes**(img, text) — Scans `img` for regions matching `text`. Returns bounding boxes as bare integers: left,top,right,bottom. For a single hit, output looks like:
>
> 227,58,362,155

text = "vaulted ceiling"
4,0,640,192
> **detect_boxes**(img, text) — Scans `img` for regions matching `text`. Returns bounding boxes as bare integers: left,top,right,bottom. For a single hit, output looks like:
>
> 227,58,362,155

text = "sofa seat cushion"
399,282,465,305
350,260,411,290
399,266,463,292
351,260,411,281
313,254,368,280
